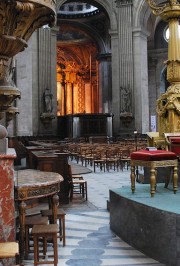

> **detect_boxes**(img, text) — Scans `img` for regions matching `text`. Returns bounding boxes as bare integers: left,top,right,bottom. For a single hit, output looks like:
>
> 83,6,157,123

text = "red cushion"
171,146,180,155
131,150,177,161
169,137,180,143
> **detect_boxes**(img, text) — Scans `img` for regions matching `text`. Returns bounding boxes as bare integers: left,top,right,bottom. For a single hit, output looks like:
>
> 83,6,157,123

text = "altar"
57,113,113,140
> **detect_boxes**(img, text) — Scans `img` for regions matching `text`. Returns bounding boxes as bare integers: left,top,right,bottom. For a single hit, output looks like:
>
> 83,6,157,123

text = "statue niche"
40,88,55,127
119,86,133,127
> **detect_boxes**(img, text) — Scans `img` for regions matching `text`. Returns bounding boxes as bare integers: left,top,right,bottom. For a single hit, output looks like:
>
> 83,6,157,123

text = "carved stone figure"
44,88,53,113
120,86,131,113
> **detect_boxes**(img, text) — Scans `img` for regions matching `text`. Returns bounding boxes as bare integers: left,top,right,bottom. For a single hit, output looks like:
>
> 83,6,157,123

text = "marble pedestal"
0,149,16,266
110,184,180,266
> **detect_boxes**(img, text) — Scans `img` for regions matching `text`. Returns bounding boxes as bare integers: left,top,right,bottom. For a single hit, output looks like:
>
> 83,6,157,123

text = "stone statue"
120,86,131,113
8,57,16,87
44,88,53,113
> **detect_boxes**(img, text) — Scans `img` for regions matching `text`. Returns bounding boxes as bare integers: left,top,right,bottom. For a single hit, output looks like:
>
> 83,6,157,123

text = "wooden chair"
68,164,87,201
84,148,94,167
119,148,131,170
105,148,119,171
41,208,66,246
31,194,59,266
93,149,106,172
0,242,19,265
25,214,49,258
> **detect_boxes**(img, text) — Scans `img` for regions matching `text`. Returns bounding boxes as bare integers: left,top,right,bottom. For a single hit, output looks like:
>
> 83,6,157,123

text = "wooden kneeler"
0,242,19,265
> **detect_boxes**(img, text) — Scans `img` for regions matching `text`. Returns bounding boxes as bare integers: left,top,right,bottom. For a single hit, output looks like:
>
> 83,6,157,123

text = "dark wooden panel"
57,113,113,139
30,151,70,204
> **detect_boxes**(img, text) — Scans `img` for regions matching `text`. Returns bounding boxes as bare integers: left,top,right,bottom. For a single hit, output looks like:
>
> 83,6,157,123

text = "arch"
57,20,107,54
134,0,151,29
56,0,117,31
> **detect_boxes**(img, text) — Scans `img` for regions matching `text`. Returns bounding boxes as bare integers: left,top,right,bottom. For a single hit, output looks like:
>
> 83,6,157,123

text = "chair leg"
53,235,58,266
58,216,66,246
85,182,87,200
62,217,66,247
33,236,38,266
43,236,47,257
82,184,84,198
25,226,29,259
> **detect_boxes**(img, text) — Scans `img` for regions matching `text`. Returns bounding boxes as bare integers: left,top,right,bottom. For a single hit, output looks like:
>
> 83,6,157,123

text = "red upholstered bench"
130,150,178,197
168,137,180,156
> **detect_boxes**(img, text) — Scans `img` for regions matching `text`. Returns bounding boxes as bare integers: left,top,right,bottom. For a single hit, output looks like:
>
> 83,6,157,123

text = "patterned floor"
24,161,165,266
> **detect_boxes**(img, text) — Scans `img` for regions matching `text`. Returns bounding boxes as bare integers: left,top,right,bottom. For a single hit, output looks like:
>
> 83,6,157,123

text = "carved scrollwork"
16,184,60,200
0,1,56,57
166,83,180,94
146,0,180,20
15,2,34,12
0,0,56,112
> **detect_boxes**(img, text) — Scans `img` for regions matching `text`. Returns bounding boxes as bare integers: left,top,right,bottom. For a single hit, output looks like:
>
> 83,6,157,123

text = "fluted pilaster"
117,0,133,90
38,28,52,95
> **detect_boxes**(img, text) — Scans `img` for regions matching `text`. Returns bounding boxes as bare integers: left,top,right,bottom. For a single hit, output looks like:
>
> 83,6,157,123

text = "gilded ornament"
0,0,56,113
147,0,180,136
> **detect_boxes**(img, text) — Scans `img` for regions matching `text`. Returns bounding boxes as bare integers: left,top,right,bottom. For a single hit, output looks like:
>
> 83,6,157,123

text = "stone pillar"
0,149,16,266
38,27,58,135
111,0,134,134
148,56,158,124
116,0,133,89
97,53,112,114
133,28,149,133
109,29,119,134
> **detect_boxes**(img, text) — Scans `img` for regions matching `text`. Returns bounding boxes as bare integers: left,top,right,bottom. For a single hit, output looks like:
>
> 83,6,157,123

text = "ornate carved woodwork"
0,0,56,113
6,106,19,127
56,26,99,116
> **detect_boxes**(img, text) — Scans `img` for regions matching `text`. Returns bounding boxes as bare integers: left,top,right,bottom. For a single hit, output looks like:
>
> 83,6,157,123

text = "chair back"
67,164,73,199
52,194,59,224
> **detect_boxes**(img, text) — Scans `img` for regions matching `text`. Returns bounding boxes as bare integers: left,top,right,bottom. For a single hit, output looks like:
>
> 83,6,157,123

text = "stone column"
116,0,133,89
38,27,58,135
109,29,119,134
112,0,134,134
97,53,112,114
133,27,149,133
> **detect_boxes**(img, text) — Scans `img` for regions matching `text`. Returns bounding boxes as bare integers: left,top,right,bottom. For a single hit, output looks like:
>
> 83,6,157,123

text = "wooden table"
14,169,63,262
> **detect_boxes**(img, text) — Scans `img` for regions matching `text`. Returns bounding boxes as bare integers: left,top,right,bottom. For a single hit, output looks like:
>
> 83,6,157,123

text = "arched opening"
56,1,111,117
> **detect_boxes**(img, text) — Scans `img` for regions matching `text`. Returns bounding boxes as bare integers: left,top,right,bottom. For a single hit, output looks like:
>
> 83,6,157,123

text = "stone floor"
23,160,165,266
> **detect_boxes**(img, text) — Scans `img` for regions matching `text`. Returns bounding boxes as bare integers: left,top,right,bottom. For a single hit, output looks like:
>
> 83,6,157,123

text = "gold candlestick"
147,0,180,135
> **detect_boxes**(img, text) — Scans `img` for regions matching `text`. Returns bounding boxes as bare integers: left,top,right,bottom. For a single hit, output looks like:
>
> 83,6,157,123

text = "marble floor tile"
23,161,164,266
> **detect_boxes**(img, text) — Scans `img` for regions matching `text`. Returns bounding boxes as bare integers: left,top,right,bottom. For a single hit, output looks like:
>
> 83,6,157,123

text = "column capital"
115,0,132,8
